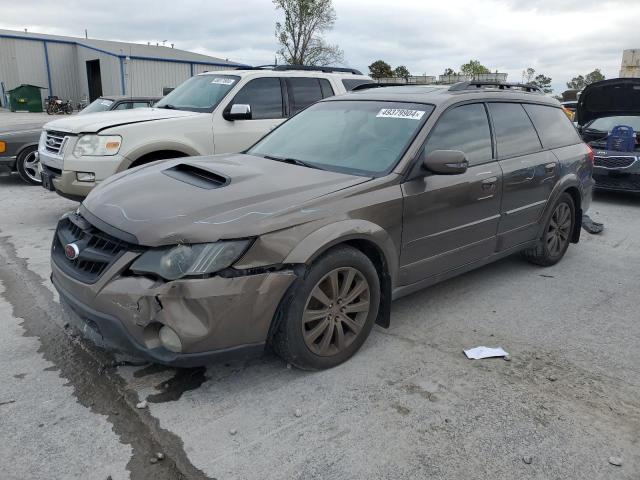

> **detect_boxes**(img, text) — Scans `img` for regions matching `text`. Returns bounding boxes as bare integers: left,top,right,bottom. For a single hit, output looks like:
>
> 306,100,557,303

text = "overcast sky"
1,0,638,93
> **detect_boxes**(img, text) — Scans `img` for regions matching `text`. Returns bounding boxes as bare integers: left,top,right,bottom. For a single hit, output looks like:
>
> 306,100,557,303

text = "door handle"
545,163,556,173
481,177,498,190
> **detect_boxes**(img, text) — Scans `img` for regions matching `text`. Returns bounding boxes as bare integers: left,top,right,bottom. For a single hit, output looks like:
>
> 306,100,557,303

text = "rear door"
400,102,503,285
488,102,557,250
213,77,286,153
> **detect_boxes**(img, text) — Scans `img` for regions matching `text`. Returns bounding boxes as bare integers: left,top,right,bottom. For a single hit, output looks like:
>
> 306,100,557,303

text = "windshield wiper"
158,104,176,109
262,154,324,170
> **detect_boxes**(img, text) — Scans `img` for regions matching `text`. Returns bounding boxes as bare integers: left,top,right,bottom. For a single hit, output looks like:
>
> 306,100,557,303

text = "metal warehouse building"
0,29,245,107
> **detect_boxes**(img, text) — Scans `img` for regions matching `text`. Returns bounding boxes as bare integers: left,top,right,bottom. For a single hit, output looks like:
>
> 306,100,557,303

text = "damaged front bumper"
51,257,297,367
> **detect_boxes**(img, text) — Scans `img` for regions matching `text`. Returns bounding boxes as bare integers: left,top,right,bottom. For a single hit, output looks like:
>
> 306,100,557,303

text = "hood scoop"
162,163,229,189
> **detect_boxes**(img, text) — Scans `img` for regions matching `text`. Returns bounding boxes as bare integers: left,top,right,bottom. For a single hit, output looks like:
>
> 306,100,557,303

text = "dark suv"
51,81,594,370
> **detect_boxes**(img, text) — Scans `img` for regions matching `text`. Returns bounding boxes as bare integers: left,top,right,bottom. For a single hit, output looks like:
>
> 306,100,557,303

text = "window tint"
288,78,324,114
132,101,151,109
424,103,493,166
319,79,335,98
488,103,542,158
113,102,132,110
342,79,371,91
523,104,582,148
232,77,283,120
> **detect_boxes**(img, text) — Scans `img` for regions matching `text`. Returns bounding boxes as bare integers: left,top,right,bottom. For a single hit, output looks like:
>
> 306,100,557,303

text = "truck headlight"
130,240,252,280
73,135,121,157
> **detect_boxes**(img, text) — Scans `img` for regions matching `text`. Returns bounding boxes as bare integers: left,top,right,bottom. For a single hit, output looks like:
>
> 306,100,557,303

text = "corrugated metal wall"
0,35,239,107
126,59,190,96
76,46,121,99
46,42,80,101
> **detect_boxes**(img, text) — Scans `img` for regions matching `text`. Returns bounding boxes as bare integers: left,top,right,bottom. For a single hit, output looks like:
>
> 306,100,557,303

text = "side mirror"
423,150,468,175
224,104,252,121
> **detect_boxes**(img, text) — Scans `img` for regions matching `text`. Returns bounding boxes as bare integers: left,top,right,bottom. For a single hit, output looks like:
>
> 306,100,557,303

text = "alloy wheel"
546,202,571,257
302,267,371,357
22,151,41,184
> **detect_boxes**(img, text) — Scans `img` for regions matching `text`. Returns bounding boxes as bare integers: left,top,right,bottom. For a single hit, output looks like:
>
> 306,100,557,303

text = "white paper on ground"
464,346,509,360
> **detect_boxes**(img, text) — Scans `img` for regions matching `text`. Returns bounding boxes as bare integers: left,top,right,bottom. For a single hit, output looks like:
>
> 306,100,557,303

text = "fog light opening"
158,325,182,353
76,171,95,182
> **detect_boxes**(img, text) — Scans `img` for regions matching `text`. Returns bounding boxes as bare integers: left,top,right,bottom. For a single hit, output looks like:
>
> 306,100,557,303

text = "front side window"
113,102,132,110
489,103,542,158
524,104,582,149
424,103,493,166
288,78,324,115
231,77,284,120
249,100,433,176
154,74,239,113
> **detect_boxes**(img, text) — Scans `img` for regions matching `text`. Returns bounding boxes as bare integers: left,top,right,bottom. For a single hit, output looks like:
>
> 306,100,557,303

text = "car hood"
577,78,640,126
82,154,371,246
42,108,203,134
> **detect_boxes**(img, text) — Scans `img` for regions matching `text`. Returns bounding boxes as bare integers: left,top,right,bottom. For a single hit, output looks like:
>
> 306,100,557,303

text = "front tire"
523,193,575,266
16,146,41,185
272,246,380,370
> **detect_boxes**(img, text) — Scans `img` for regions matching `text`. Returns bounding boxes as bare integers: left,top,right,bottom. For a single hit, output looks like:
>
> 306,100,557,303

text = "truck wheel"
523,193,575,266
16,146,42,185
272,245,380,370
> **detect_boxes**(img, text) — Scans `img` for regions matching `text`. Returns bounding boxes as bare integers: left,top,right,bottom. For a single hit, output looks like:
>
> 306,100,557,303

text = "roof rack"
449,81,543,94
351,82,407,91
235,64,363,75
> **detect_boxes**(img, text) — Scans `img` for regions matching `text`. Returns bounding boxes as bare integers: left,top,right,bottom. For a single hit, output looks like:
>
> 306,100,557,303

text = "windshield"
587,115,640,131
249,100,433,176
154,75,239,113
80,98,114,114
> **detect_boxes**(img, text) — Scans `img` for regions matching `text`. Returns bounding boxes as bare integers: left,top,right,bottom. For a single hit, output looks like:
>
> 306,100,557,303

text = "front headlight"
73,135,122,157
130,240,252,280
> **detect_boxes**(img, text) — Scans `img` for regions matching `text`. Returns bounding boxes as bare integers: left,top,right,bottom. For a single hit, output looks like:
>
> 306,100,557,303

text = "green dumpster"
7,84,45,112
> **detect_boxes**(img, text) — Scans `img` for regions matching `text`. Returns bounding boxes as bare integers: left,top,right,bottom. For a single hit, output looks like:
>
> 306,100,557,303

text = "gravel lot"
0,170,638,480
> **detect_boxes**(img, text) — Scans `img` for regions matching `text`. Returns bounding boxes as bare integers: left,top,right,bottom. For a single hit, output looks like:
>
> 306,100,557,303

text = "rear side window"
488,103,542,158
319,79,335,98
523,104,582,148
342,79,371,91
232,77,284,120
424,103,493,166
288,78,324,115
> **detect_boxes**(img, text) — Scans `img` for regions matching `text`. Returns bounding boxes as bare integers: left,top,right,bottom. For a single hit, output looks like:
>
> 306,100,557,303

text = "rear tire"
272,245,380,370
523,193,575,266
16,146,41,185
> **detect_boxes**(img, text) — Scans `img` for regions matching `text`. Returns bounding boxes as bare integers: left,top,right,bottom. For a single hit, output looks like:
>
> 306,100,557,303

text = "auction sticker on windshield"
211,78,236,85
377,108,425,120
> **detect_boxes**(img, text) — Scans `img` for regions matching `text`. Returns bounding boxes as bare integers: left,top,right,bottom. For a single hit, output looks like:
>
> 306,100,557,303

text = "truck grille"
44,130,69,156
594,156,636,169
52,213,135,284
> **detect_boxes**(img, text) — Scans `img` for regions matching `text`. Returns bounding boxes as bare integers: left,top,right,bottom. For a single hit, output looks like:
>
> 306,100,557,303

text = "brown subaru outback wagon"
51,82,594,370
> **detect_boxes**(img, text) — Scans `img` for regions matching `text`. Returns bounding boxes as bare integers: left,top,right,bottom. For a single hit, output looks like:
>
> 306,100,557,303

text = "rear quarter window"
523,104,582,148
488,103,542,158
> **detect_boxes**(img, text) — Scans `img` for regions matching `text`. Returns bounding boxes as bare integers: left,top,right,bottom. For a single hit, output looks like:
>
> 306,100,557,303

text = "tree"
368,60,393,79
523,67,536,83
443,67,456,76
273,0,344,66
460,59,490,76
394,65,410,79
566,69,605,90
566,75,585,90
531,74,553,93
585,68,605,85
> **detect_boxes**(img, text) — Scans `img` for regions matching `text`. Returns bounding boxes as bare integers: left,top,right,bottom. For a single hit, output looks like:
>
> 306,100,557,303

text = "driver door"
213,77,286,154
400,103,503,285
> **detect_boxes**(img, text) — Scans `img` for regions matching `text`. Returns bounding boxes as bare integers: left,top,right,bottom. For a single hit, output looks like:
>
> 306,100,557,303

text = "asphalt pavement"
0,173,638,480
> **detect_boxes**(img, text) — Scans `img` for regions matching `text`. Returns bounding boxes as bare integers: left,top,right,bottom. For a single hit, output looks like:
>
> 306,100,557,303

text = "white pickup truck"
38,66,370,200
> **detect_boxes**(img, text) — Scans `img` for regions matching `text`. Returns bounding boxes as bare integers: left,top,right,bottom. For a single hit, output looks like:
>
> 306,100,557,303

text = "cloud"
0,0,638,93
